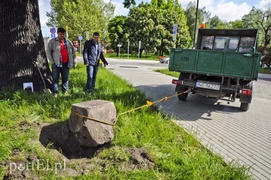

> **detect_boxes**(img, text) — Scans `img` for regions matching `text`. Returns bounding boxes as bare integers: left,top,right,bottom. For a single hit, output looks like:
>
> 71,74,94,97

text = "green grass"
156,67,271,78
0,63,251,179
77,51,159,61
104,52,159,61
75,52,82,57
155,69,180,78
259,67,271,74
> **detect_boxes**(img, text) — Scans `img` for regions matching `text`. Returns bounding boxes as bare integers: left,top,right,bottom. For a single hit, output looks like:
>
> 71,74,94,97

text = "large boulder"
68,100,116,147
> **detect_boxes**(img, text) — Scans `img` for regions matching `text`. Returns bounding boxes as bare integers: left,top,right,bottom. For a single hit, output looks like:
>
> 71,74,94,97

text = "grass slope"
0,63,250,179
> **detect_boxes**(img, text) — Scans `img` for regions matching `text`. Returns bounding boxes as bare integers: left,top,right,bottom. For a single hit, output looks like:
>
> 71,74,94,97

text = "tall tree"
209,15,228,29
242,7,271,47
126,3,157,57
151,0,158,7
242,7,271,67
185,2,210,47
157,0,166,8
0,0,52,91
47,0,114,43
228,20,244,29
166,0,173,9
167,2,191,49
123,0,136,8
125,2,190,56
107,16,129,56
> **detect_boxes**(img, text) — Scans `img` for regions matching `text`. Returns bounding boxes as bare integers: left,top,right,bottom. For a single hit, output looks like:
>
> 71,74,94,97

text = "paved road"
106,58,271,180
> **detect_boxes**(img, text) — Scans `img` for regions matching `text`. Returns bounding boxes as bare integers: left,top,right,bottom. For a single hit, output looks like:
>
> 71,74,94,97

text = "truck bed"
169,48,261,80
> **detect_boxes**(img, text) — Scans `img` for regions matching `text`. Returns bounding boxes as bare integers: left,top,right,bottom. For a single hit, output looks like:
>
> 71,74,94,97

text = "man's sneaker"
64,92,70,96
53,93,58,97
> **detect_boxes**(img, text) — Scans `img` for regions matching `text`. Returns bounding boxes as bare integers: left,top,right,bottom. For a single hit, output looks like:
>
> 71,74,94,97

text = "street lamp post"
127,40,130,59
138,41,141,59
78,35,83,54
193,0,199,49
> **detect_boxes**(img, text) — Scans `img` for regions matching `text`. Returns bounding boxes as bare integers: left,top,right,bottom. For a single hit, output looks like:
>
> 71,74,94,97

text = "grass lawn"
0,63,251,179
77,51,160,61
259,67,271,74
155,69,180,78
104,52,159,61
155,67,271,78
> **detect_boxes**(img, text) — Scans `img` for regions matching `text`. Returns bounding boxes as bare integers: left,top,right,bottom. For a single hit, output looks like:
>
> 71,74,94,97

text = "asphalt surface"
103,58,271,180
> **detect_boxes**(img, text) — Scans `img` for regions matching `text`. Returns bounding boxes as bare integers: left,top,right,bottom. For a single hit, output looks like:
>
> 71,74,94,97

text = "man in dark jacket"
83,32,108,93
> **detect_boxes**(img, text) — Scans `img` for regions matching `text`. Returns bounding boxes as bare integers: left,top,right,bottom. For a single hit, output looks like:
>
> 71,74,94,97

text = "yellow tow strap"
72,90,188,126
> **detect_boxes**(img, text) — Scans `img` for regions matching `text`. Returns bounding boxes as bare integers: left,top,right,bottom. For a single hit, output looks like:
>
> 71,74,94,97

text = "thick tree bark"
0,0,52,92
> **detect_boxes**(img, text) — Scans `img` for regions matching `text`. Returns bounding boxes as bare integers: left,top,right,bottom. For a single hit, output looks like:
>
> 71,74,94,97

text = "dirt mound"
120,148,155,171
3,121,155,179
39,121,111,159
3,149,39,180
38,121,155,173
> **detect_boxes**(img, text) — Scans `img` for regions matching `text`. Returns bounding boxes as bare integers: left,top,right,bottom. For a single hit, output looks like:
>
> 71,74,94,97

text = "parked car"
107,49,114,53
159,56,169,64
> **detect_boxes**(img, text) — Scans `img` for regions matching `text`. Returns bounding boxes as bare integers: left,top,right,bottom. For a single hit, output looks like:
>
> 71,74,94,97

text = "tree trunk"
139,48,143,58
264,28,270,48
0,0,52,92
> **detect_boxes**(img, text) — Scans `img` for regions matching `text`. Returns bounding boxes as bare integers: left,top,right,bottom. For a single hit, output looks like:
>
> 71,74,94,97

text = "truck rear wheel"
177,85,188,101
240,102,249,111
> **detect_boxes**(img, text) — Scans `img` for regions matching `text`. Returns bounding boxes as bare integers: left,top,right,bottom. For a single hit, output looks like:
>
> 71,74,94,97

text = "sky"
39,0,271,37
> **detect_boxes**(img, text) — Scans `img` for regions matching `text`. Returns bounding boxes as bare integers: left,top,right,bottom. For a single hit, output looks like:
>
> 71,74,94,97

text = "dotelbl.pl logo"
9,159,66,174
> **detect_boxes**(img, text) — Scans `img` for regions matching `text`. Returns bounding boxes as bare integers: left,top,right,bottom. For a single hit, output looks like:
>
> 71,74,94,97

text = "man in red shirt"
46,27,76,96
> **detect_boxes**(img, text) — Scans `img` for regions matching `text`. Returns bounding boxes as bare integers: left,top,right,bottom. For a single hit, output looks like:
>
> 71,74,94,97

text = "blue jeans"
52,63,70,94
86,65,99,92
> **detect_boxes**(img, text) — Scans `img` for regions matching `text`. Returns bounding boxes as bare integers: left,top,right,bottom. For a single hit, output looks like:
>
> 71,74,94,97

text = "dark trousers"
86,65,99,92
52,63,70,94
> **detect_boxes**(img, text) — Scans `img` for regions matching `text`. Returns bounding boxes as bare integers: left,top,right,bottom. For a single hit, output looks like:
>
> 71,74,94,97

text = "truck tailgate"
169,48,261,80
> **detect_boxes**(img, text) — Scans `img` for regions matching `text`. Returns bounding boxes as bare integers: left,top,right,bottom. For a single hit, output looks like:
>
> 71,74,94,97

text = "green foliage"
166,0,173,9
242,8,271,65
126,4,159,54
47,0,115,43
104,52,159,60
124,3,191,56
184,2,211,47
258,46,271,67
107,16,129,54
259,67,271,73
123,0,136,8
151,0,158,7
228,20,244,29
107,1,191,57
208,15,228,29
0,62,251,179
242,7,271,47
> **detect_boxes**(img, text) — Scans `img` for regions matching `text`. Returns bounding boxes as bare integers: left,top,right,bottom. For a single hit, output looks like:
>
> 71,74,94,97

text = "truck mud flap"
239,82,253,103
175,84,185,92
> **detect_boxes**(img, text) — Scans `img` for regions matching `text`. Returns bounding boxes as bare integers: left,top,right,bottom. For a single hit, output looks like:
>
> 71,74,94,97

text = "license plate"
196,81,220,90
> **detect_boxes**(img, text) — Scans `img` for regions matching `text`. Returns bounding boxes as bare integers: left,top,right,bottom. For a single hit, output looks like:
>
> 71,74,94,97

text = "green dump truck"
169,28,261,111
